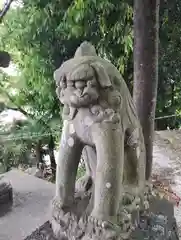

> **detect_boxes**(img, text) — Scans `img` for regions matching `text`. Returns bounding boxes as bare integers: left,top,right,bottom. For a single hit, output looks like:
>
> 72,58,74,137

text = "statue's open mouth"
75,92,90,101
69,94,91,108
75,89,86,98
80,93,89,99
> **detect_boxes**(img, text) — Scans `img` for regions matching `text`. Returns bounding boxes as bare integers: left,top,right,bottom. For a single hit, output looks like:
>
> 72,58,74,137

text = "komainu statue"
51,42,149,240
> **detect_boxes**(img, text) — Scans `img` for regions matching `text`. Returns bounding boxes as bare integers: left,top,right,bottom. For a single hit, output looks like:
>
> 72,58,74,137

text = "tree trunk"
0,0,14,23
48,135,56,179
133,0,160,180
171,82,175,107
35,140,43,169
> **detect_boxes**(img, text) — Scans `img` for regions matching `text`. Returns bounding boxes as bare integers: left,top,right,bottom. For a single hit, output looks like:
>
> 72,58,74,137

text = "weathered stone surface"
50,41,180,239
51,41,147,239
26,198,179,240
0,169,55,240
132,197,180,240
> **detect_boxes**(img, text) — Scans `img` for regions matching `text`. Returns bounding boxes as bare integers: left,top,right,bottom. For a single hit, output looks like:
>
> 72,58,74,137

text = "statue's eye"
87,79,97,87
75,81,86,89
67,81,74,87
60,80,67,89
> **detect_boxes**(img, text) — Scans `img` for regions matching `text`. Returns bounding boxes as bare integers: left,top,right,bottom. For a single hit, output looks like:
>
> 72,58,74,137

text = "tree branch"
0,84,33,118
0,85,52,134
4,105,32,118
0,0,14,23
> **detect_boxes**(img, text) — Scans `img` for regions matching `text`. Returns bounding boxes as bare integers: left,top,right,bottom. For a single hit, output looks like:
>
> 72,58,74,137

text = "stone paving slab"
0,169,55,240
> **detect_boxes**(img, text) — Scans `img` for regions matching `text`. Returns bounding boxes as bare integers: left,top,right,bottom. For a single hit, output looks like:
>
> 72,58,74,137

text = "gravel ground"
153,130,181,238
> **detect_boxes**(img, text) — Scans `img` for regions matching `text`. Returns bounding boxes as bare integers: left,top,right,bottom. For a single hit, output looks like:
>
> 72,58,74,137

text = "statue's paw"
137,191,150,212
122,192,135,205
78,213,134,240
81,215,127,240
143,199,150,210
51,197,76,224
122,196,141,214
88,215,112,229
51,217,68,239
75,175,93,193
51,199,79,239
118,210,131,222
52,196,64,209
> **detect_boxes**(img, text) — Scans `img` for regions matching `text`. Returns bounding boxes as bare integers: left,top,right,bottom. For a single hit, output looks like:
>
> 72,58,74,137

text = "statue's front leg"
51,120,83,238
91,122,124,223
55,120,83,206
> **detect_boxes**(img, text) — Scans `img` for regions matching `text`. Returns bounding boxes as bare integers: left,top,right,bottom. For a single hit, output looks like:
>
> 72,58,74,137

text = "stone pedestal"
25,197,179,240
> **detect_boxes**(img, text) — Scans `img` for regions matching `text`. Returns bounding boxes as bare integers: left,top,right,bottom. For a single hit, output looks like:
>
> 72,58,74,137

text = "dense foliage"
0,0,181,171
156,0,181,129
0,0,133,171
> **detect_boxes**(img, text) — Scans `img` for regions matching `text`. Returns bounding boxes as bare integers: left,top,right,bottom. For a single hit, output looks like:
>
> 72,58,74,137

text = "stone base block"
24,214,179,240
25,197,180,240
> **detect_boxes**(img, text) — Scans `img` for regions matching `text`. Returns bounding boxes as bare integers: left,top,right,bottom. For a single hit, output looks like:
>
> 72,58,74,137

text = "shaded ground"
153,130,181,237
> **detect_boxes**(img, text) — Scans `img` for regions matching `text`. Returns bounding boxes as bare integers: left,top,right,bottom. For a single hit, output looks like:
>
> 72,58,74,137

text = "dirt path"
153,130,181,237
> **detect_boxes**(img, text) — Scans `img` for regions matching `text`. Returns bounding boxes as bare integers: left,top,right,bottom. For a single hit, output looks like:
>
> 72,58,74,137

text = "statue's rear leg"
123,127,147,214
82,146,97,179
76,146,96,193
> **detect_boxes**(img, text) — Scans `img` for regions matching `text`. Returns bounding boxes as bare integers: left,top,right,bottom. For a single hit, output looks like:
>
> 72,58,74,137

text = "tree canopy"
0,0,133,172
0,0,181,172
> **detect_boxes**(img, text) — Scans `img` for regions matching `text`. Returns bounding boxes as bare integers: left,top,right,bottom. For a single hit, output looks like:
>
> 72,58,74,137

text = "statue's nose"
75,88,84,97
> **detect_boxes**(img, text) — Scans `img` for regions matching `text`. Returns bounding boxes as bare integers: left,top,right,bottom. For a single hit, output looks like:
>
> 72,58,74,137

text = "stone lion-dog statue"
51,42,148,240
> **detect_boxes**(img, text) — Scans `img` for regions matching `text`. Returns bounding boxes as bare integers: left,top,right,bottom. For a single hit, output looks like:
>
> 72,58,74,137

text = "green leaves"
155,0,181,129
0,0,135,128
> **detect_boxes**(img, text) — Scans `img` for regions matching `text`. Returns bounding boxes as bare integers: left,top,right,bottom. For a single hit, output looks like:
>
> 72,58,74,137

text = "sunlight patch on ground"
0,63,19,76
0,109,26,125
